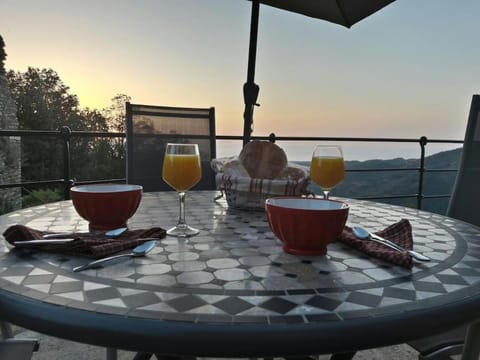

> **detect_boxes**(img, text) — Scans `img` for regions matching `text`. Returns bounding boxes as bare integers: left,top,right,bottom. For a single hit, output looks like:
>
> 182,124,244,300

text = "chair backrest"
125,103,216,192
447,94,480,226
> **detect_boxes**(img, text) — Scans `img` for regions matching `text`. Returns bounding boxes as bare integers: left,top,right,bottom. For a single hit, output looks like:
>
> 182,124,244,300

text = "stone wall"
0,35,21,212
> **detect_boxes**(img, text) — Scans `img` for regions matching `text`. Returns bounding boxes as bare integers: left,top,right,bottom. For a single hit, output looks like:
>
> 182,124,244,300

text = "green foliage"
22,188,63,208
6,68,82,130
5,68,129,187
102,94,130,133
6,68,82,181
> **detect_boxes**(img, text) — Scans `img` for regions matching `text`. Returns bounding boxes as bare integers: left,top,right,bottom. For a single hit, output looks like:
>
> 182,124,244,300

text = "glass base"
166,224,200,238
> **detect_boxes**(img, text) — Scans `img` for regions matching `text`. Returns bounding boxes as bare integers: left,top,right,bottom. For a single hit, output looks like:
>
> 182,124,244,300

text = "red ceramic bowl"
265,197,349,256
70,184,142,231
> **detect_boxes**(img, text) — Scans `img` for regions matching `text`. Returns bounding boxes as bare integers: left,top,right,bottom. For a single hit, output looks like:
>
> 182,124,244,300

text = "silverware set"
12,227,157,272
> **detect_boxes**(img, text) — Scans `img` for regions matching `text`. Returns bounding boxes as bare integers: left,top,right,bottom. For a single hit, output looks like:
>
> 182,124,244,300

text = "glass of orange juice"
310,145,345,199
162,143,202,237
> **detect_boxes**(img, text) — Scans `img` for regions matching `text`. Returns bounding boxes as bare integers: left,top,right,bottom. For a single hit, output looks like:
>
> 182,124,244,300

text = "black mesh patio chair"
125,103,216,192
445,94,480,227
408,94,480,360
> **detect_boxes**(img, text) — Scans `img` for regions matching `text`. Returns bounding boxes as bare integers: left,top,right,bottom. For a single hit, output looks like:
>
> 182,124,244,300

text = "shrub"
23,188,63,208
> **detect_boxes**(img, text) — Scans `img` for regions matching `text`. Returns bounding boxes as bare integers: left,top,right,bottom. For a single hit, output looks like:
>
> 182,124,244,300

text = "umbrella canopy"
242,0,397,145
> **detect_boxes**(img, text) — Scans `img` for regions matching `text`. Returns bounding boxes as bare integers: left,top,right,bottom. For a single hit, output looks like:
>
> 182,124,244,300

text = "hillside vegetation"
301,147,462,215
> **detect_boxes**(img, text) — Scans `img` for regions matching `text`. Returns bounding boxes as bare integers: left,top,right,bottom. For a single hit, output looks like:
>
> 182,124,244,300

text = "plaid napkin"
212,157,310,196
338,219,413,268
215,173,309,196
3,225,166,259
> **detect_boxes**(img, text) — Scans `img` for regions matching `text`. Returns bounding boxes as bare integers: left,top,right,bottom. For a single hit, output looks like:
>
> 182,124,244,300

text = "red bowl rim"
265,197,349,211
70,184,143,194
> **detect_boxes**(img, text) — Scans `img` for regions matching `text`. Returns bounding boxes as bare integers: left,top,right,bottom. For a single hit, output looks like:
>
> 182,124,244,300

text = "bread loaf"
239,140,288,179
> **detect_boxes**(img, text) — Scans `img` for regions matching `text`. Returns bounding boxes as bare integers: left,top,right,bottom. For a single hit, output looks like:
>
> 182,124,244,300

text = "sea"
215,140,462,162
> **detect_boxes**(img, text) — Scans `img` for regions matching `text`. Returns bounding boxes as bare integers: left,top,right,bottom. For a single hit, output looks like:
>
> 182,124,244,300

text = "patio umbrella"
242,0,397,145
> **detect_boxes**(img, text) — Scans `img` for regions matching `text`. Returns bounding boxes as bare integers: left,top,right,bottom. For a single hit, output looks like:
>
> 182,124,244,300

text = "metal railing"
0,126,126,199
0,127,463,210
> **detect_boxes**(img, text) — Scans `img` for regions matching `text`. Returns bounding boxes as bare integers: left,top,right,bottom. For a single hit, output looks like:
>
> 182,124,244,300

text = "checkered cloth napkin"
338,219,413,268
3,225,166,259
212,157,310,196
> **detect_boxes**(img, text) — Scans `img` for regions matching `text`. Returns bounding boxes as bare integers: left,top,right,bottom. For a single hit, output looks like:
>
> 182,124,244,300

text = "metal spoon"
72,239,157,272
43,227,128,239
352,226,431,262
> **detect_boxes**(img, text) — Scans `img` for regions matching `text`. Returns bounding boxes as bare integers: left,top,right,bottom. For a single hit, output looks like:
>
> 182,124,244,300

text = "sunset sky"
1,0,479,159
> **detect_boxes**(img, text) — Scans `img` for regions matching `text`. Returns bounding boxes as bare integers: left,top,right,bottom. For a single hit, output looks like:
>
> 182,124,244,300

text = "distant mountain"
299,147,462,215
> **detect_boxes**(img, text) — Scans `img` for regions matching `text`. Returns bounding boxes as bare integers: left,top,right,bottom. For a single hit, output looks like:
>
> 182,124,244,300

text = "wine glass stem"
323,191,330,200
177,191,187,226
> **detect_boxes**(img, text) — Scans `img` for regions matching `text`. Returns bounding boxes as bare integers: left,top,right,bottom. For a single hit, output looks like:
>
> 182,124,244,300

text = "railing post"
417,136,428,209
268,133,276,143
60,126,73,200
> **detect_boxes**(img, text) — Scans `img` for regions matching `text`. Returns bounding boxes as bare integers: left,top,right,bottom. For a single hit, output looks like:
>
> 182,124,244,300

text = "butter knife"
13,239,75,246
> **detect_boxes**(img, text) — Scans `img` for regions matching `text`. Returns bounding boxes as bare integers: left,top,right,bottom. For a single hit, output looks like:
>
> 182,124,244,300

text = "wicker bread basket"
211,157,310,210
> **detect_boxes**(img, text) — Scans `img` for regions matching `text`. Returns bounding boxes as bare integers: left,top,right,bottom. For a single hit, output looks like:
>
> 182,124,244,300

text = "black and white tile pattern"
1,191,480,325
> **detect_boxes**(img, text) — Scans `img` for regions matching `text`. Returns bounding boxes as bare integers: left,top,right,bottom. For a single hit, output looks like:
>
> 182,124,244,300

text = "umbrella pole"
243,0,260,146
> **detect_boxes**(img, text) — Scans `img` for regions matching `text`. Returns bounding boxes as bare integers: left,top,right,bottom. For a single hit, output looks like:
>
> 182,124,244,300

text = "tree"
6,68,128,184
7,68,82,131
98,94,130,179
6,68,82,181
102,93,130,133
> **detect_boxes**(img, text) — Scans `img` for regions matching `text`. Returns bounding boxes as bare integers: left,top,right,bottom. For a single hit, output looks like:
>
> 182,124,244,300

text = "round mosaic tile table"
1,191,480,357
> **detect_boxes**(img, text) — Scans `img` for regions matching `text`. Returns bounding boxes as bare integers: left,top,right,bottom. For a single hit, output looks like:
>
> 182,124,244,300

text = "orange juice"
162,154,202,191
310,156,345,190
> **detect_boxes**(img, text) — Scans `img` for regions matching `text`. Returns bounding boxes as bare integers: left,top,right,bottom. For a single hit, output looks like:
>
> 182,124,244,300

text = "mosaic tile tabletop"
1,191,480,325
